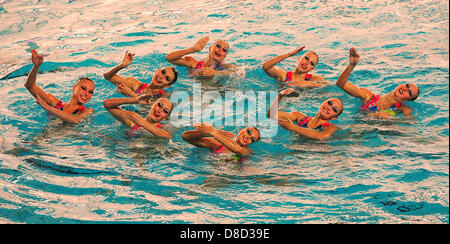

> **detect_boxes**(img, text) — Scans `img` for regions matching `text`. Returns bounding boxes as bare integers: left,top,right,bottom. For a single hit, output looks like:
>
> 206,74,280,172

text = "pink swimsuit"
285,71,312,82
126,123,163,137
297,116,330,131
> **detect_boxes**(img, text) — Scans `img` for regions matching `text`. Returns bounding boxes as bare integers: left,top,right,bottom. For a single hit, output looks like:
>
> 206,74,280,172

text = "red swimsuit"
285,71,312,82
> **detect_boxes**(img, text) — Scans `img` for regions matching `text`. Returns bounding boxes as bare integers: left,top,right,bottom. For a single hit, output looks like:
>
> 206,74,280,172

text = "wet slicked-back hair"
171,67,178,84
75,77,95,87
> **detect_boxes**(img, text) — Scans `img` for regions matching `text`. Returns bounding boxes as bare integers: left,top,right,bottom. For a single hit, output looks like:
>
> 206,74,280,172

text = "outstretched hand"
288,46,305,57
30,48,44,67
279,88,295,96
193,36,210,52
121,50,135,68
278,117,295,130
349,47,360,65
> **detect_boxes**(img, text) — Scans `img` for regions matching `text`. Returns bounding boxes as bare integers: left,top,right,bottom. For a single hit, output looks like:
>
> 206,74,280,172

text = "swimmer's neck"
147,82,164,90
380,91,402,105
313,113,330,125
67,97,84,108
145,116,157,124
293,68,309,75
204,55,223,68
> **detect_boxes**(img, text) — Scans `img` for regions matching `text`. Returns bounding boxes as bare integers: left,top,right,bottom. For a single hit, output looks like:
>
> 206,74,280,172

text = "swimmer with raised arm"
103,51,178,98
181,123,260,157
103,95,173,138
336,48,419,118
268,89,343,140
262,46,328,88
166,36,237,78
24,48,94,124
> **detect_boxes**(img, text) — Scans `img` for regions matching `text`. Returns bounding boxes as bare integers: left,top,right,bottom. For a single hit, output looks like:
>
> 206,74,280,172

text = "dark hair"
251,127,261,141
336,99,344,117
170,67,178,84
409,86,420,101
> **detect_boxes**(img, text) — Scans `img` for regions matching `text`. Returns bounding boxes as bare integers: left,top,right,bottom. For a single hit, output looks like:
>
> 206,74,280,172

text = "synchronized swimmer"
262,46,328,88
268,88,343,140
166,36,237,78
103,95,173,138
25,49,95,124
336,47,419,118
24,38,421,160
104,50,178,99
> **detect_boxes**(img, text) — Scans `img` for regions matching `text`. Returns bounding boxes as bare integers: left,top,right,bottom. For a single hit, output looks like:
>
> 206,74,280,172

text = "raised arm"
24,49,59,107
166,36,209,69
262,46,305,81
336,48,373,101
103,51,141,90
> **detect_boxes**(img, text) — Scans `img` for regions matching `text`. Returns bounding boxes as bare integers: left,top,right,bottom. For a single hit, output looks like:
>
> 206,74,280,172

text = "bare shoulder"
290,111,306,121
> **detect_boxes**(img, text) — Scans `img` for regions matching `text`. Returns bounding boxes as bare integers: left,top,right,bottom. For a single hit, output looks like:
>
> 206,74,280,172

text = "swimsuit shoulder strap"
153,89,168,98
304,73,312,81
361,94,380,111
135,83,148,95
195,60,205,71
285,71,293,82
393,102,404,109
72,105,86,115
318,122,331,130
54,101,65,110
297,116,312,128
213,144,226,154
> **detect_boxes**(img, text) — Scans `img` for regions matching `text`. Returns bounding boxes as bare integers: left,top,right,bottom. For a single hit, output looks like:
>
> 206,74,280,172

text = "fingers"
281,88,295,95
349,47,358,57
140,94,152,99
125,50,135,58
201,36,210,42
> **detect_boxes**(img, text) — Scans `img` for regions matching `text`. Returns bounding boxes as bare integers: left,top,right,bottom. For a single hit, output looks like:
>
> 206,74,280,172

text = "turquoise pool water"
0,0,448,224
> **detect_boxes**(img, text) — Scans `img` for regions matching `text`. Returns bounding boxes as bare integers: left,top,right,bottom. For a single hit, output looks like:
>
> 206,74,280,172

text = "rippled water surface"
0,0,448,223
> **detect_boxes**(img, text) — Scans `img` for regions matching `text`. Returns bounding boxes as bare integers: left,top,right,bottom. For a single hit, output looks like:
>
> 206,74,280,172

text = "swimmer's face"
318,98,343,120
209,40,229,62
236,127,260,146
72,78,95,104
297,51,318,73
152,67,177,88
149,98,173,122
394,83,419,101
